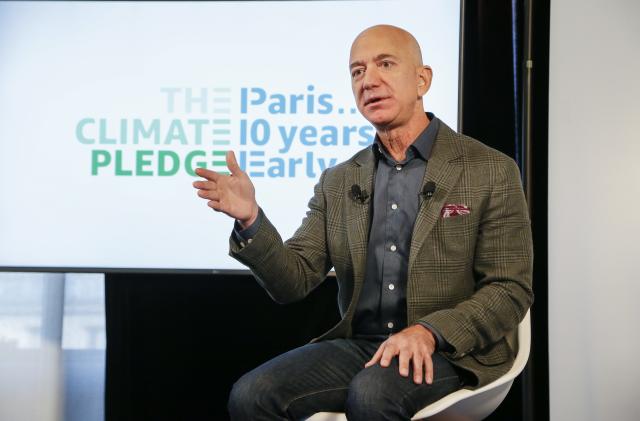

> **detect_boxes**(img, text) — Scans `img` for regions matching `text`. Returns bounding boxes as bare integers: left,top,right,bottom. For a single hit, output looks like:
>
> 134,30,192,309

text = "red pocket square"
441,204,471,218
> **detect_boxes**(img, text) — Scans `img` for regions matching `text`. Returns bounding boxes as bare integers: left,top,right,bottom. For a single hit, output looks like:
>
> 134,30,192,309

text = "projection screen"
0,0,461,272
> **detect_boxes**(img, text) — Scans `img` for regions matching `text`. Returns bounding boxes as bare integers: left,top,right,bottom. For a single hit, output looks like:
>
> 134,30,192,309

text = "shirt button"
240,241,246,248
247,238,253,244
390,244,397,252
391,203,398,210
395,165,402,171
388,283,395,290
387,322,394,329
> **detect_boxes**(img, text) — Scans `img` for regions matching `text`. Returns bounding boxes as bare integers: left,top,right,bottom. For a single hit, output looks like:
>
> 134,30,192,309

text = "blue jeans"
228,337,463,420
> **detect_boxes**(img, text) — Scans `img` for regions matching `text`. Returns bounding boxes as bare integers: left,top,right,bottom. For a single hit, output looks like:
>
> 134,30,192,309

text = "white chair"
307,310,531,421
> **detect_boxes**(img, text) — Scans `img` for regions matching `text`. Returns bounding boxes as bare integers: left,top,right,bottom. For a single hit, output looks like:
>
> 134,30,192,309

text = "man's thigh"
229,338,379,419
229,339,462,420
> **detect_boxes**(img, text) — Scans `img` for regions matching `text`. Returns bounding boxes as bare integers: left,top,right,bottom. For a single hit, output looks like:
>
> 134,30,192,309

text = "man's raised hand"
192,151,259,228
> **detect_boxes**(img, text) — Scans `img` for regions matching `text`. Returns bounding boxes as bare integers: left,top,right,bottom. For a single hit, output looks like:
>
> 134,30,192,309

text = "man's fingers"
207,200,224,211
198,189,220,201
226,151,242,176
192,180,217,191
425,354,434,384
194,167,221,182
398,350,411,377
365,344,385,368
412,355,424,384
379,346,397,368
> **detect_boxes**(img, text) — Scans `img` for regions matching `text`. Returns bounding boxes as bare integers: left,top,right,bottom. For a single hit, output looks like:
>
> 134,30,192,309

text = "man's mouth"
364,96,389,106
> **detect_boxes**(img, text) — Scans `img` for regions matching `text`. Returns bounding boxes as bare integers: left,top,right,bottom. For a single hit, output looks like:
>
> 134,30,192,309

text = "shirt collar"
372,112,439,163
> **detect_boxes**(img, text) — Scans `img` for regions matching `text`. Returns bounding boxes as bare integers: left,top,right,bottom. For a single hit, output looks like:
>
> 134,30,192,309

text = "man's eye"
381,60,394,68
352,69,364,78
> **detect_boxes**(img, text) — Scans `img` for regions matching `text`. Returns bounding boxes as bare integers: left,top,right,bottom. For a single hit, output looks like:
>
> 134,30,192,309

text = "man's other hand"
192,151,259,227
365,324,437,384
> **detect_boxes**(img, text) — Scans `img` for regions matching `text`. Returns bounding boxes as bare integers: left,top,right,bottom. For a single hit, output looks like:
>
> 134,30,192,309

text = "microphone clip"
421,181,436,199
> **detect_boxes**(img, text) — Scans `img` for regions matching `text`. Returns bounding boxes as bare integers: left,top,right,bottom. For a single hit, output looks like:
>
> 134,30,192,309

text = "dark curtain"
460,1,549,421
106,273,340,420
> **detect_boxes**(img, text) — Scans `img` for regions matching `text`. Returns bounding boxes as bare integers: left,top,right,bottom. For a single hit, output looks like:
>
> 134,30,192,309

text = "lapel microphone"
350,184,369,204
421,181,436,198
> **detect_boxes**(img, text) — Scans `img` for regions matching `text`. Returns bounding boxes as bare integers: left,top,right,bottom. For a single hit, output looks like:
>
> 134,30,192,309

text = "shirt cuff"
232,208,263,247
416,321,453,352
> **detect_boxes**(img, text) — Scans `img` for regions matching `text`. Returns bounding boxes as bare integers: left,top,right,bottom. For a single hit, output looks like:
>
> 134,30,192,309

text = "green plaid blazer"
229,121,533,388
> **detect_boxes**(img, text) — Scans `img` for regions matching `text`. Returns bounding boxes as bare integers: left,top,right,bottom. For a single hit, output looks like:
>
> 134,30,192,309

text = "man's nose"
362,66,381,89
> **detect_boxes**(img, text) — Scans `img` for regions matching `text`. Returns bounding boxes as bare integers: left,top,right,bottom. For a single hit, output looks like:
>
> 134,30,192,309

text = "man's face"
349,28,428,129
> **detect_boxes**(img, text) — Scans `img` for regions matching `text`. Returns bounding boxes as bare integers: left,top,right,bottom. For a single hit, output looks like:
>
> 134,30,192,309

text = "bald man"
194,25,533,420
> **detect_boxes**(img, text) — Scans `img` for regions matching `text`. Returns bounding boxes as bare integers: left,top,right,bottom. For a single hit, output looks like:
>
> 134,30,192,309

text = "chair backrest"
411,309,532,420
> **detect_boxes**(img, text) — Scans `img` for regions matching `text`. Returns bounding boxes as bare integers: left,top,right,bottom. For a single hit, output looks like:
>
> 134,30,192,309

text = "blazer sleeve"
419,157,534,359
228,169,333,304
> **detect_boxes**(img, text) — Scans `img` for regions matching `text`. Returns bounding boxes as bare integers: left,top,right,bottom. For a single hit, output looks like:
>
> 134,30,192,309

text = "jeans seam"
284,386,350,414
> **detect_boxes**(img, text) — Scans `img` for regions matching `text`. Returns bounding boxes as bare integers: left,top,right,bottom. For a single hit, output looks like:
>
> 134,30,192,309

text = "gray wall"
548,1,640,419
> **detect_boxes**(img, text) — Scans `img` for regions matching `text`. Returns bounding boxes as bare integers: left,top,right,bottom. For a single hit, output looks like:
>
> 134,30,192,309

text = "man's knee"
228,369,282,420
227,372,258,419
345,367,405,420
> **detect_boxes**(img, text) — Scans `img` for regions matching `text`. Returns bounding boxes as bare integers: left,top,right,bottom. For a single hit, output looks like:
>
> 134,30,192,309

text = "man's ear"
417,65,433,96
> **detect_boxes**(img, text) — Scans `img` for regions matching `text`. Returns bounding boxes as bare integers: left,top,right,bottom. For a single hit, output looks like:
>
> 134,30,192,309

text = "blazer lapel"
345,148,375,304
409,122,464,269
